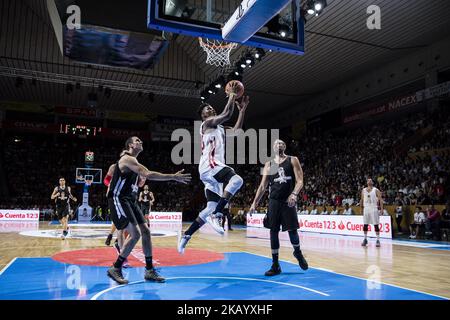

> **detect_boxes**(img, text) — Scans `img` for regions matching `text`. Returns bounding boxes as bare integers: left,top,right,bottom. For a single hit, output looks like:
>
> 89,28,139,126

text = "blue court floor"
0,252,446,300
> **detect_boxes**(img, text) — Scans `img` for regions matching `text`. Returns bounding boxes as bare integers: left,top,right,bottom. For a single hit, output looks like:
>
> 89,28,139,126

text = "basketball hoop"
198,37,238,67
85,179,93,187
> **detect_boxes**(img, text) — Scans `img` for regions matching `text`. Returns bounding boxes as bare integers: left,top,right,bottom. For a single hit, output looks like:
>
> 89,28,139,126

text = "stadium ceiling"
1,0,450,123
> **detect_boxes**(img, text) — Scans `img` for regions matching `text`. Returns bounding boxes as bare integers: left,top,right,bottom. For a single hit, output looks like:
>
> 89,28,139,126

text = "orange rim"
198,37,237,49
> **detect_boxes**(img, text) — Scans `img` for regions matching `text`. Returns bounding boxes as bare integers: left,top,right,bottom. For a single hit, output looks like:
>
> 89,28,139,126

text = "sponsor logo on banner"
148,212,182,222
247,214,392,239
416,81,450,102
0,210,40,221
246,215,264,225
343,93,417,124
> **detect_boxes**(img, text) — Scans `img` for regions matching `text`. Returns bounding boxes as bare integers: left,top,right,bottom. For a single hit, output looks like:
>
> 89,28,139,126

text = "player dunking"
177,83,249,253
107,137,191,284
250,139,308,276
360,178,383,247
50,177,77,239
139,185,154,225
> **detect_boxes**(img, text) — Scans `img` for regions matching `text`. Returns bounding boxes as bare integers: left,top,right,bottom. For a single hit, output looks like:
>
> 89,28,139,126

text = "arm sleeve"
103,175,112,187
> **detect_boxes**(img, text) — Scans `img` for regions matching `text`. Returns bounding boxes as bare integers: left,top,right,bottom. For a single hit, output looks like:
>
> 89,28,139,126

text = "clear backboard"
75,168,103,185
147,0,305,55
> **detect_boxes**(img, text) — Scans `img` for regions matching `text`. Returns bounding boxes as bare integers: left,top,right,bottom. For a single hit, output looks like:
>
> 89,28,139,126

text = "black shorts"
265,198,299,232
205,189,221,202
141,203,150,216
108,198,145,230
56,206,69,220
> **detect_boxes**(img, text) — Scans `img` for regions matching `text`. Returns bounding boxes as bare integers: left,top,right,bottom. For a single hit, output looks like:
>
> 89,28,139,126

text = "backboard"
147,0,304,55
75,168,103,185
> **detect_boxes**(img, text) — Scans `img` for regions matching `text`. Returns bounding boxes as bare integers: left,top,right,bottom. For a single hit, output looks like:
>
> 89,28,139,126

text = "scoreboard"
59,124,102,136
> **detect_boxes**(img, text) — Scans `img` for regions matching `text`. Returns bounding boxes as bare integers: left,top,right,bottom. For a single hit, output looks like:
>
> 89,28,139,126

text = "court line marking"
315,267,334,272
240,251,449,300
91,276,329,300
18,229,178,239
2,253,447,300
0,257,18,276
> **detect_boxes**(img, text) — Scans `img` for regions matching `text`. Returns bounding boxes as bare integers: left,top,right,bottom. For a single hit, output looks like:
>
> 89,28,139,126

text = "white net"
198,37,238,67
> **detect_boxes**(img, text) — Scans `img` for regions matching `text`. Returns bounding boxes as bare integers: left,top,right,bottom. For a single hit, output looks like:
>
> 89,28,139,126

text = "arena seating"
0,106,448,229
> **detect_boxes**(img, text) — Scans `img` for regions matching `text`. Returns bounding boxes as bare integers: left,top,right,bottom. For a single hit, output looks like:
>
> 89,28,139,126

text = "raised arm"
104,164,116,191
138,176,146,188
226,96,250,136
249,162,271,213
203,83,240,129
120,155,191,184
287,156,304,207
106,164,116,177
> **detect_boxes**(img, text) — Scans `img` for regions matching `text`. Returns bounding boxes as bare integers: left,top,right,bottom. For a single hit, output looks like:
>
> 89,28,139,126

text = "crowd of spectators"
0,106,449,229
288,107,450,208
0,136,201,218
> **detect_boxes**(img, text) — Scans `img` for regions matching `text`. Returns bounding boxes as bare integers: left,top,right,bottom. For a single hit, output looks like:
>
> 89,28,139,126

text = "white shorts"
199,165,229,197
363,207,380,225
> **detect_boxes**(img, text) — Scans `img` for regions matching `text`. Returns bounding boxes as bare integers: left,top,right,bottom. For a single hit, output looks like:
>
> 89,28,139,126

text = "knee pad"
140,224,151,237
374,224,380,232
199,201,217,222
133,229,142,240
288,230,300,245
224,174,243,196
363,224,369,232
129,232,140,245
270,230,280,250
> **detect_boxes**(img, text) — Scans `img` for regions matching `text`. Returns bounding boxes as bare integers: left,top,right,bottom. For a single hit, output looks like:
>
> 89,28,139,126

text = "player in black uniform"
107,136,191,284
221,202,233,231
50,177,77,239
138,185,154,225
250,139,308,276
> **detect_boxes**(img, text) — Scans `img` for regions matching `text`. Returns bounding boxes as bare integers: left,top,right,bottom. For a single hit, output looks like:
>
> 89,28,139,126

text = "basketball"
225,80,245,99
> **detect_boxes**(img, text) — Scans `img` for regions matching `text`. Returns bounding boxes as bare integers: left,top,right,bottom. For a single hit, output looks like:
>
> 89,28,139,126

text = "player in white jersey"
178,82,249,254
360,178,384,247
